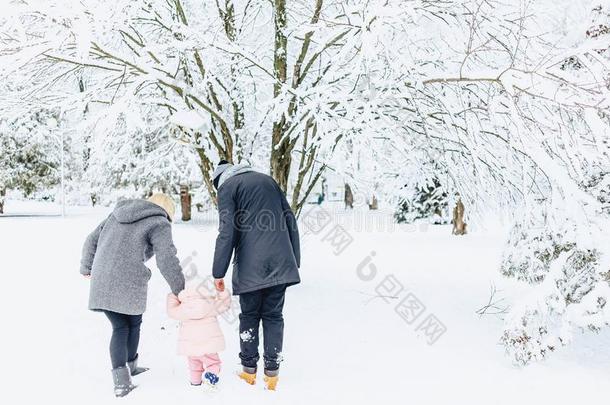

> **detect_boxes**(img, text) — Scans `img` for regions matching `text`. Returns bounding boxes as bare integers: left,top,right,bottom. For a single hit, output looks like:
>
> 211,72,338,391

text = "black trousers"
239,284,287,371
103,311,143,369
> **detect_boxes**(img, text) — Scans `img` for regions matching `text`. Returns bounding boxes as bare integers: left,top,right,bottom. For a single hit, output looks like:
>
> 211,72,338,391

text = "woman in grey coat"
80,194,185,397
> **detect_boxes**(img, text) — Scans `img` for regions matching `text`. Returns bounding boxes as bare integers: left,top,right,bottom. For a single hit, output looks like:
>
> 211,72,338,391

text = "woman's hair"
147,193,176,221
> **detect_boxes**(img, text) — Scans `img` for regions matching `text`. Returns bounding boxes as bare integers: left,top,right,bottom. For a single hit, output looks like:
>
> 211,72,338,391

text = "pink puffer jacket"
167,288,231,356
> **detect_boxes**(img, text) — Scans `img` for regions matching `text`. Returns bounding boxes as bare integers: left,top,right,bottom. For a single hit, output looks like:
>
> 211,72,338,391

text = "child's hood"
112,199,169,224
177,287,228,320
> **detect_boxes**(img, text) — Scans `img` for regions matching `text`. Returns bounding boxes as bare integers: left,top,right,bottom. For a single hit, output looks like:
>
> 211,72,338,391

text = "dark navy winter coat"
212,170,301,295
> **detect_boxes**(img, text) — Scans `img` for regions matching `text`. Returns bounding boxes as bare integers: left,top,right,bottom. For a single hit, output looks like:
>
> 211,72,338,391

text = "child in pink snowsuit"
167,287,231,386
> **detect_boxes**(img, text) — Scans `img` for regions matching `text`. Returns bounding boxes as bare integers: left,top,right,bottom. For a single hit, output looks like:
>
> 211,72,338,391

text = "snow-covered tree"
8,0,420,212
81,98,202,205
0,108,63,212
9,0,559,213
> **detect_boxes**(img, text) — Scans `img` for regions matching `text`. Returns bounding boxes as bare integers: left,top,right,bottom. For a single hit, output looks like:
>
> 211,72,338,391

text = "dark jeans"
239,284,287,371
103,311,143,369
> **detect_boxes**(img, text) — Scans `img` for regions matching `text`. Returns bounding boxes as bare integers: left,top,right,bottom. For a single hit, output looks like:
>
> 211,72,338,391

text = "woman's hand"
214,278,225,292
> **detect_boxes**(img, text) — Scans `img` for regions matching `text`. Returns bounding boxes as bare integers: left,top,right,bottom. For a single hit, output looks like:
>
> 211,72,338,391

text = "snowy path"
3,204,610,404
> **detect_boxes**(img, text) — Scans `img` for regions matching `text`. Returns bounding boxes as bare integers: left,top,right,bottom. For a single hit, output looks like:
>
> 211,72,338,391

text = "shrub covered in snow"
0,109,62,197
501,246,610,365
497,0,610,365
501,203,578,284
501,176,610,365
394,178,449,224
582,171,610,215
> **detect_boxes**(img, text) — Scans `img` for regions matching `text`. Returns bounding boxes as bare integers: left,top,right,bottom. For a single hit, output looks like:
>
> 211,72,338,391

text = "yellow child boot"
238,367,257,385
264,370,279,391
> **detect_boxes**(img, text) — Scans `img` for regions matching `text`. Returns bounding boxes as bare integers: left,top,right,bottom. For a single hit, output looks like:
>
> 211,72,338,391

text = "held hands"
214,278,225,292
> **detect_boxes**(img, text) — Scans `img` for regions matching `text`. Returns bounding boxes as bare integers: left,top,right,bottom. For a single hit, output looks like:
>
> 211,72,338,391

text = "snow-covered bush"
583,170,610,215
499,146,610,363
501,203,578,284
0,109,62,198
394,179,449,224
501,246,610,365
501,144,610,364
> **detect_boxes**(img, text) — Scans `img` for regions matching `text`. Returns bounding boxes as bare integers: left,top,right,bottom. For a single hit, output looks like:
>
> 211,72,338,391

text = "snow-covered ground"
3,200,610,404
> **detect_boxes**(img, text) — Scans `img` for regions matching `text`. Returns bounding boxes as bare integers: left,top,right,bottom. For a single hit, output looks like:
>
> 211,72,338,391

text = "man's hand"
214,278,225,292
83,274,91,279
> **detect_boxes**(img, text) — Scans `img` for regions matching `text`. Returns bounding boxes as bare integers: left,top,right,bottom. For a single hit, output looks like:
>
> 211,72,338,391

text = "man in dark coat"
211,160,300,390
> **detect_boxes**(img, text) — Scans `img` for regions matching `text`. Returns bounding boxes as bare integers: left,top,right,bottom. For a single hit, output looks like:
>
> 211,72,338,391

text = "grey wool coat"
80,200,185,315
212,167,301,295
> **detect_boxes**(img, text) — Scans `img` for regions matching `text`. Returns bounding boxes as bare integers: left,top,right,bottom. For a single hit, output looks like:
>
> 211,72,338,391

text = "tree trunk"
180,185,192,222
368,195,378,210
0,187,5,214
270,0,290,193
218,0,245,162
452,198,467,235
270,133,291,192
195,145,217,205
344,183,354,209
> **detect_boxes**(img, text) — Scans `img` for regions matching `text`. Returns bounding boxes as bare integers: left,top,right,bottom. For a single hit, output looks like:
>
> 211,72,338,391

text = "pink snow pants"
187,353,221,385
